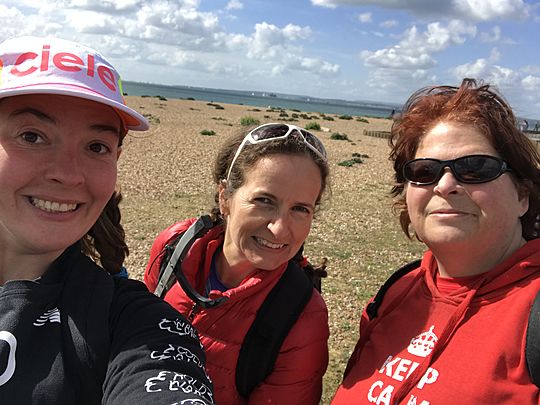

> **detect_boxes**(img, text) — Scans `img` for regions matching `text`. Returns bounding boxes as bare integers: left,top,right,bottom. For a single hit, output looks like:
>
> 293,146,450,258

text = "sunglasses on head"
226,123,327,181
403,154,513,185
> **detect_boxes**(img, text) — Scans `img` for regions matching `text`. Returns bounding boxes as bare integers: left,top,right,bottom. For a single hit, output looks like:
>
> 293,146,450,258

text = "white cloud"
68,0,142,13
480,26,501,42
226,0,243,10
452,57,521,90
361,20,476,70
310,0,530,21
310,0,338,8
488,47,501,63
0,1,339,84
380,19,398,28
522,75,540,91
358,12,372,23
362,48,436,69
246,22,311,59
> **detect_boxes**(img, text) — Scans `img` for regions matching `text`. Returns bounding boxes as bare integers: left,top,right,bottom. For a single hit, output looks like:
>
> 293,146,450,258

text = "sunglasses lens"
250,124,290,141
300,129,327,159
454,156,502,183
404,160,441,184
404,155,506,185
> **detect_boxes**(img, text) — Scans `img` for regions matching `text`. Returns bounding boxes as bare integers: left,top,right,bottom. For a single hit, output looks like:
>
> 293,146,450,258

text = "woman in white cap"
0,36,214,404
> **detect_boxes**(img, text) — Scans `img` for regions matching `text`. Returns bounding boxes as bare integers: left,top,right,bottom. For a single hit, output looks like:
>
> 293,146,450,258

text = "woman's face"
0,94,121,259
219,153,322,272
406,121,529,260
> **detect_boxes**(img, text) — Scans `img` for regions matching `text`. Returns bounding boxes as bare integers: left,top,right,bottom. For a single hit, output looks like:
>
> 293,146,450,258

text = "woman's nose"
433,168,461,195
44,150,85,186
267,214,291,239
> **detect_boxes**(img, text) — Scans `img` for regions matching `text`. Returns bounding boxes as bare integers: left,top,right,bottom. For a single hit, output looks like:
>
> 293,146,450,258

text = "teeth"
31,197,78,213
255,237,285,249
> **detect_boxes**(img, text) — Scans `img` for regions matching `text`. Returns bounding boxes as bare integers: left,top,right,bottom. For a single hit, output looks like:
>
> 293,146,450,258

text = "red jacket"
145,218,329,405
332,238,540,404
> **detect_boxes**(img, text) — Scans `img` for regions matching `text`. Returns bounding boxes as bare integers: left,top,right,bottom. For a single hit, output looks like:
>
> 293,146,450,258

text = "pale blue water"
122,81,401,118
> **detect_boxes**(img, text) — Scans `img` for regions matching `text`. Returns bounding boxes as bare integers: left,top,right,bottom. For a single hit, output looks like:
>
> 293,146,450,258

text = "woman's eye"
20,131,43,144
88,142,111,154
255,197,270,204
293,206,311,214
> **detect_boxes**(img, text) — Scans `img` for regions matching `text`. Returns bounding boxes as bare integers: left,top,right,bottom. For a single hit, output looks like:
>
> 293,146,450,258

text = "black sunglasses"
403,154,512,185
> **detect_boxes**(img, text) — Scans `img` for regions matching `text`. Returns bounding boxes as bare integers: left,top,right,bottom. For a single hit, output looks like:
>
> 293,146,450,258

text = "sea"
122,81,401,119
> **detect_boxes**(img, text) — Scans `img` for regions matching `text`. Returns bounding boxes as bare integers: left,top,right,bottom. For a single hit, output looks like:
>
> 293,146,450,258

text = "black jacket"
0,244,214,404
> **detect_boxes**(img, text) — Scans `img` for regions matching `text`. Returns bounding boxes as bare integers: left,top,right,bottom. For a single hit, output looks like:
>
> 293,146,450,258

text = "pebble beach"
118,95,425,403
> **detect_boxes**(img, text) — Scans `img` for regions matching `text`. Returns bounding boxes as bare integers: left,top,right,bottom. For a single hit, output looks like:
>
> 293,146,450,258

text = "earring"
533,214,540,238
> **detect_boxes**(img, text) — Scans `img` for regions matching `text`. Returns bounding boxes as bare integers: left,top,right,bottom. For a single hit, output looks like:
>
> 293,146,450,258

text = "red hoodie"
145,218,329,405
333,238,540,404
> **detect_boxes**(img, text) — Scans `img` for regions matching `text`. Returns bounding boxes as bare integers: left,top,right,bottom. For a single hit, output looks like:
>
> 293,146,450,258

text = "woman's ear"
218,180,230,216
517,180,530,218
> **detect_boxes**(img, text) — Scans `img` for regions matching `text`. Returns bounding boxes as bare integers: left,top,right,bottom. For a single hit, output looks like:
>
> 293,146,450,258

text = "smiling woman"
0,36,214,404
144,123,330,405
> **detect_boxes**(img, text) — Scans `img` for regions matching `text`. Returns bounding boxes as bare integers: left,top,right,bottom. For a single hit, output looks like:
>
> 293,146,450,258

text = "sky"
1,0,540,118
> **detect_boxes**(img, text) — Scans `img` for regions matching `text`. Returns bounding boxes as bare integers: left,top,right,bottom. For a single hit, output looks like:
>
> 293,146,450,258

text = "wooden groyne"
363,129,391,139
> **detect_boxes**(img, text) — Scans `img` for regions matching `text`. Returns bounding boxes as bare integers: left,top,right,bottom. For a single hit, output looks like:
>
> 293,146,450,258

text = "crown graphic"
407,325,438,357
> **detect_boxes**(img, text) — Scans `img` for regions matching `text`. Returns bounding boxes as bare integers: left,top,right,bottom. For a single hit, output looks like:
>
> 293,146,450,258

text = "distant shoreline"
122,81,400,119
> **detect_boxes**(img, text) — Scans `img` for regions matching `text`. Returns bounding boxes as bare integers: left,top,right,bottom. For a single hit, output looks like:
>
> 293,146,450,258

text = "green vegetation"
330,132,350,141
356,117,369,123
305,121,321,131
142,113,160,124
240,116,260,126
207,102,225,110
200,129,216,136
338,115,353,120
338,157,363,167
338,152,369,167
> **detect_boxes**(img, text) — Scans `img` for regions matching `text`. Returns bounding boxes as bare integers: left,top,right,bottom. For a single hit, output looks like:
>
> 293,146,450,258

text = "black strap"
235,261,313,397
526,290,540,388
365,259,421,321
156,215,227,309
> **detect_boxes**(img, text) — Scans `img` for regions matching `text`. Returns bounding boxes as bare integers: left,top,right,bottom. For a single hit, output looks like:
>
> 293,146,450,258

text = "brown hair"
209,125,330,223
80,190,129,274
390,78,540,240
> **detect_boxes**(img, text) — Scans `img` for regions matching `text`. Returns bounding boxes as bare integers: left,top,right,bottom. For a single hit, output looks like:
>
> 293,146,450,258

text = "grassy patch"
330,132,350,141
240,116,260,126
200,129,216,136
305,121,321,131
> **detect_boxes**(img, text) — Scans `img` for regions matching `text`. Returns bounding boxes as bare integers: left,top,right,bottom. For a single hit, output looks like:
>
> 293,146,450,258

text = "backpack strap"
526,290,540,388
235,260,313,398
155,215,214,298
155,215,228,309
365,259,421,321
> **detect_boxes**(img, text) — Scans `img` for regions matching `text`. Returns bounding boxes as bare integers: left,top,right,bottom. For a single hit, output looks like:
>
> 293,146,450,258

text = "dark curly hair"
80,190,129,274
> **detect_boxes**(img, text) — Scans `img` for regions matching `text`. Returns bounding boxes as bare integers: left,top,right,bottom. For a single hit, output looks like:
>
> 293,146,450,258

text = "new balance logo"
33,308,60,326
